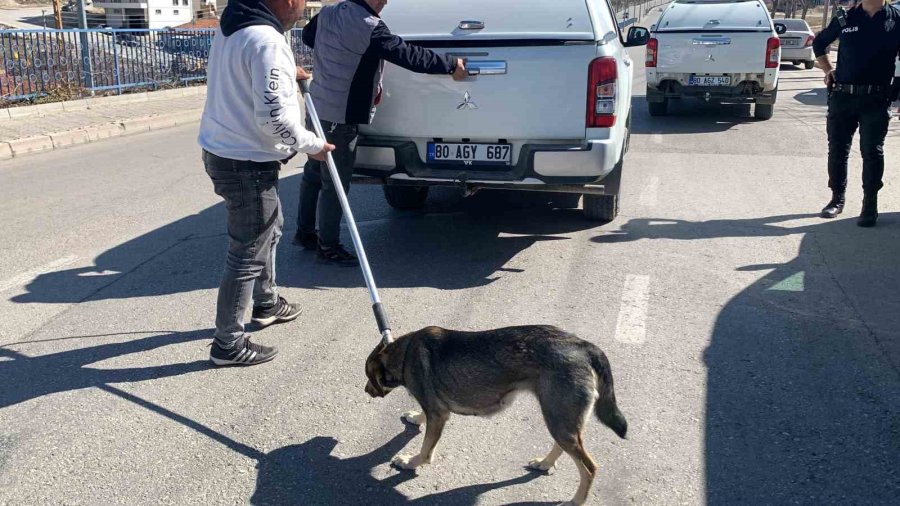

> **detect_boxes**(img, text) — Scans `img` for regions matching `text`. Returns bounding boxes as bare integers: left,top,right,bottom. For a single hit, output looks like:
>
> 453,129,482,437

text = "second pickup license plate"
689,75,732,86
427,142,512,166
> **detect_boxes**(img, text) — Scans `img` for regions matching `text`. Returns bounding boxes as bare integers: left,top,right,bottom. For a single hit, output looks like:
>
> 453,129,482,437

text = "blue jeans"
297,120,358,247
203,151,283,348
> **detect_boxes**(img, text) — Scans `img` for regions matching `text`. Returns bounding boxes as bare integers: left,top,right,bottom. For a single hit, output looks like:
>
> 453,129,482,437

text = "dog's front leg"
392,413,448,471
401,410,426,427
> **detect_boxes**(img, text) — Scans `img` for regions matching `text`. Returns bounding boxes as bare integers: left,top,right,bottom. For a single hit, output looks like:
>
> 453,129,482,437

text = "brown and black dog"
365,325,627,505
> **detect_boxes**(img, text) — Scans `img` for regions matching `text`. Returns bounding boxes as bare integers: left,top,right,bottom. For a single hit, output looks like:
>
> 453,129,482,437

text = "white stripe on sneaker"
234,348,249,363
245,351,257,363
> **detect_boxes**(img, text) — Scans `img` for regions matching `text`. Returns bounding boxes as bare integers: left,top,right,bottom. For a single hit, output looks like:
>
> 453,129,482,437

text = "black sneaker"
293,231,319,251
317,243,359,267
252,296,302,328
209,336,278,366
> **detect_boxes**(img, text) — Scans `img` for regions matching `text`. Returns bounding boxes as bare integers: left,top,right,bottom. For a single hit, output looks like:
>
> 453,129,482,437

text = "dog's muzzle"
364,381,382,398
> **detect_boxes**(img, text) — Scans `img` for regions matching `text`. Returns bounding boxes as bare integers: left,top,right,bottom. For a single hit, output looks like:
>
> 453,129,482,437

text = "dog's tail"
589,348,628,439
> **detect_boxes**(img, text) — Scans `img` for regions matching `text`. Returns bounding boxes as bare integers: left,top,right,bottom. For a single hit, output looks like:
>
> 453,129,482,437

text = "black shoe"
821,192,845,219
317,243,359,267
857,194,878,228
209,336,278,366
252,296,302,328
293,231,319,251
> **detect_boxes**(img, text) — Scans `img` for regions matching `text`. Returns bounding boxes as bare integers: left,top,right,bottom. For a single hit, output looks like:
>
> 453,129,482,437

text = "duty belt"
831,83,888,96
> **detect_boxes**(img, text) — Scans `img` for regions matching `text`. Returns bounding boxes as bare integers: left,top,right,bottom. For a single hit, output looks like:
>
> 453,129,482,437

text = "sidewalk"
0,86,207,160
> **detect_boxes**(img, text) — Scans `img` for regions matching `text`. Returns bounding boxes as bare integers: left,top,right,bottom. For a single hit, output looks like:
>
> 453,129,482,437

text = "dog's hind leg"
537,381,598,505
391,413,449,471
558,437,598,506
527,443,563,474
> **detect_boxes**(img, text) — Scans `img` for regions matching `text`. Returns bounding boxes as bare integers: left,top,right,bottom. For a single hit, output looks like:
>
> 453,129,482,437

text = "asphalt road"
1,34,899,506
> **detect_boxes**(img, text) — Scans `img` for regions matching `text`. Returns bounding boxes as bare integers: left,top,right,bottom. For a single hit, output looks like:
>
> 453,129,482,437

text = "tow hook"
455,174,477,197
704,91,711,102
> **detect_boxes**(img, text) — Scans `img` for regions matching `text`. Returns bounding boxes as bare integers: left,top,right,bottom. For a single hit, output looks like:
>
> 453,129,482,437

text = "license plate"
689,75,732,86
427,142,512,166
781,38,800,47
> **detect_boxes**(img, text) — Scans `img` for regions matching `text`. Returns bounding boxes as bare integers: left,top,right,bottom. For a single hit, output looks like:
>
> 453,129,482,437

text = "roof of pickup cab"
656,0,774,32
378,0,614,41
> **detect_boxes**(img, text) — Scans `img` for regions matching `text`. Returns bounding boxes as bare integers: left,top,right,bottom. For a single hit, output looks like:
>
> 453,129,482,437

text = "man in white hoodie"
199,0,334,366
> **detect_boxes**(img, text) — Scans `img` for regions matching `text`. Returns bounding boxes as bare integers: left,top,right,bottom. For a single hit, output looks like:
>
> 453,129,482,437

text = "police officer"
813,0,900,227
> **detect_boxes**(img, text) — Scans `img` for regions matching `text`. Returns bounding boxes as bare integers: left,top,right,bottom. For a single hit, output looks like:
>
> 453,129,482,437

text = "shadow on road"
10,174,599,305
630,96,755,135
0,330,211,410
251,430,549,505
595,213,900,503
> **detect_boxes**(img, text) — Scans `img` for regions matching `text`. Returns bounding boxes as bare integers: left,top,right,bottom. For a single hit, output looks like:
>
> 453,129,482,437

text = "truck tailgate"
657,32,773,74
361,44,597,141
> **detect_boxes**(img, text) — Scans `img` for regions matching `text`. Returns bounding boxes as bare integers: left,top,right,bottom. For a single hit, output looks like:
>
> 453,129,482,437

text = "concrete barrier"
8,135,54,157
50,130,91,149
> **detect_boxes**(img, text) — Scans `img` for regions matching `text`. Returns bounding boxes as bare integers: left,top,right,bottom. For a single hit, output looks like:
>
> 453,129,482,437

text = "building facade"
97,0,194,29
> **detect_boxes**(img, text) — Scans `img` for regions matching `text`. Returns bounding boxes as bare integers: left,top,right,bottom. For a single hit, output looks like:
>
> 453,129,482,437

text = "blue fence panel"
0,27,311,103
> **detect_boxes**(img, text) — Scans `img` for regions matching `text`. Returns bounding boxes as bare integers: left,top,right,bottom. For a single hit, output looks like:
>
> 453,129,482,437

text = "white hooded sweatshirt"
198,25,324,162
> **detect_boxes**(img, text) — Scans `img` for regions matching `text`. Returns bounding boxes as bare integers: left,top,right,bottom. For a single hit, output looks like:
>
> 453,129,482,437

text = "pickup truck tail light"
587,57,617,128
646,37,658,68
804,35,814,47
766,37,780,68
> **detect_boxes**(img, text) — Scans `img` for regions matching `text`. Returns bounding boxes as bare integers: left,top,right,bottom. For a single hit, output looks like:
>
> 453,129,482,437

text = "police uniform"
812,2,900,227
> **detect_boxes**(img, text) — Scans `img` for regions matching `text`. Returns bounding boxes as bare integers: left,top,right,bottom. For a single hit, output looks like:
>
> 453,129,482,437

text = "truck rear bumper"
353,137,621,190
647,80,778,105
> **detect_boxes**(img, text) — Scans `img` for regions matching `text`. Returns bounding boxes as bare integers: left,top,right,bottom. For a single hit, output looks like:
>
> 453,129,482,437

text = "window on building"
174,9,180,14
182,0,188,5
172,0,178,5
155,9,162,14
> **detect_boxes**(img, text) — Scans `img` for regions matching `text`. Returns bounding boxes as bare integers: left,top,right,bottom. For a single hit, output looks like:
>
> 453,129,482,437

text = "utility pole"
52,0,63,29
77,0,94,94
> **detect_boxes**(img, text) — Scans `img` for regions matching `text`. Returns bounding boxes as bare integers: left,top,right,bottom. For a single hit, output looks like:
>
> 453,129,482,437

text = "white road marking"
639,176,660,206
0,255,78,294
614,274,651,345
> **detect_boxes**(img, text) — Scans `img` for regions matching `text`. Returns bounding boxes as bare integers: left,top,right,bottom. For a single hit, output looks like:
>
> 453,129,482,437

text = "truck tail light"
646,37,658,68
804,35,814,47
587,57,617,128
766,37,780,68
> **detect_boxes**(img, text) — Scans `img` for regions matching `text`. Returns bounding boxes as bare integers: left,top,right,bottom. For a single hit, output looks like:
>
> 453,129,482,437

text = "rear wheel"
383,184,429,210
804,60,815,70
754,103,774,120
583,194,619,222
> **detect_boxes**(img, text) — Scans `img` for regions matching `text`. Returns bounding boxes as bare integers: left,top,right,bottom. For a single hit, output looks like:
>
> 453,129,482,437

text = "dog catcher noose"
299,79,395,345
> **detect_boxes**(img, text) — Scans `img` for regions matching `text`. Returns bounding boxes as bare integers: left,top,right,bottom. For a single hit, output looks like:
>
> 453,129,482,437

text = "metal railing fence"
0,27,311,104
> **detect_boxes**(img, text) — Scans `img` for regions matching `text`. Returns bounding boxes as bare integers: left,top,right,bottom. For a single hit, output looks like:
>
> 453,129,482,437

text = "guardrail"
0,27,311,104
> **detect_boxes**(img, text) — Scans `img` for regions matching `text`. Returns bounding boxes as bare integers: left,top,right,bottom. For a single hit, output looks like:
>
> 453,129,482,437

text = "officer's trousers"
826,91,891,194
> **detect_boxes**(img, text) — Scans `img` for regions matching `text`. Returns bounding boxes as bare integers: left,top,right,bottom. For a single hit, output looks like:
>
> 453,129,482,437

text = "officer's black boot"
857,193,878,228
820,191,845,219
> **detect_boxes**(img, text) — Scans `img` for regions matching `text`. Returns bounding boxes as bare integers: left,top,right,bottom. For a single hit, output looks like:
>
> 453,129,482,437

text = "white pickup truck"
646,0,781,119
354,0,650,221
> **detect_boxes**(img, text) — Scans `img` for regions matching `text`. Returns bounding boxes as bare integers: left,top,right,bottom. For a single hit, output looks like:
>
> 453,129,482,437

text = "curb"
1,109,203,160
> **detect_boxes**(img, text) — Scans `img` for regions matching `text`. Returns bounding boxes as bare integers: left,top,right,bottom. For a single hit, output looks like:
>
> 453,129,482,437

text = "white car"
354,0,650,221
646,0,781,120
774,18,815,69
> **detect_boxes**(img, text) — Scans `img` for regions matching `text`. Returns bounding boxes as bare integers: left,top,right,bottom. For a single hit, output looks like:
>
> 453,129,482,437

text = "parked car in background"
354,0,650,221
774,18,815,69
646,0,781,120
